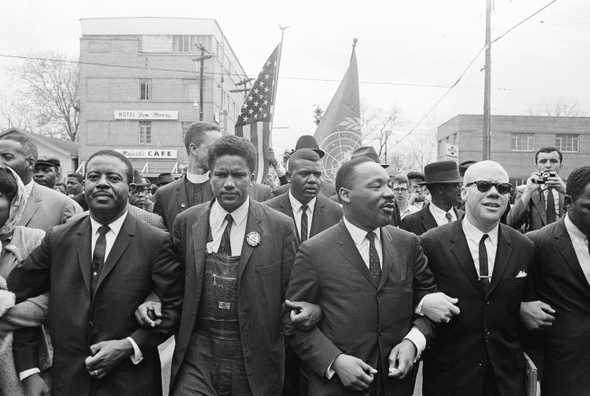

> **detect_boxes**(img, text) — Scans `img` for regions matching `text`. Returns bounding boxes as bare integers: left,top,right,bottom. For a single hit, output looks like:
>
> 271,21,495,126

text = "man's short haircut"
0,128,38,161
183,121,220,151
67,173,84,183
288,148,321,173
391,174,409,186
535,146,563,163
85,150,134,183
566,166,590,202
406,171,425,182
208,135,257,172
335,157,374,197
0,166,18,201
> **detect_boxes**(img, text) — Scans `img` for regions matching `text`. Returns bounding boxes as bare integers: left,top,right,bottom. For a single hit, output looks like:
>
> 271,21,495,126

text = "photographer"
507,146,566,231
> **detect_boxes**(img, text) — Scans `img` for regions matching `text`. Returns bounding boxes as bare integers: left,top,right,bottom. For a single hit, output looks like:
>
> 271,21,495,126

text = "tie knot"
366,231,376,242
445,211,453,220
480,233,489,243
225,214,233,225
98,225,110,236
301,204,308,213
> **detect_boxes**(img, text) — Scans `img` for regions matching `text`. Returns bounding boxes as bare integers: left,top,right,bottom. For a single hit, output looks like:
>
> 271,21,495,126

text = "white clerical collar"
89,210,128,236
210,198,249,228
186,171,210,184
288,191,316,214
462,216,499,245
342,216,381,246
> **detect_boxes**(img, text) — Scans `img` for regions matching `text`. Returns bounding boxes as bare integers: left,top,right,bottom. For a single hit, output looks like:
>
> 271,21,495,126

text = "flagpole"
351,37,358,60
269,26,287,149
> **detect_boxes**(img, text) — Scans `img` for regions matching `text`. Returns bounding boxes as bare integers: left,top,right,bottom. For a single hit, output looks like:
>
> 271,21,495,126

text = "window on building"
139,121,152,144
139,79,152,100
173,35,192,52
555,134,580,152
510,133,535,151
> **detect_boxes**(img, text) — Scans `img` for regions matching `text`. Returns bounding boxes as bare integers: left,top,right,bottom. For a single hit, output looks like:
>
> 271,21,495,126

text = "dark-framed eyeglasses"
465,180,512,195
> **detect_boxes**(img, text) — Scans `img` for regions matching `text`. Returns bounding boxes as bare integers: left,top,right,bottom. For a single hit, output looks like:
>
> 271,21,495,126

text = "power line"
0,52,511,91
392,46,486,147
492,0,559,44
392,0,560,147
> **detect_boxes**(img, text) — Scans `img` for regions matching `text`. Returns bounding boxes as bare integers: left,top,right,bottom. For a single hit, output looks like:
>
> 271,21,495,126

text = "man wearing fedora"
271,135,336,198
400,160,463,235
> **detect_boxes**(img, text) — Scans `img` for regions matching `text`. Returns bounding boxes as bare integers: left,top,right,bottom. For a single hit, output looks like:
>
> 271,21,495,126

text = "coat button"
477,361,483,367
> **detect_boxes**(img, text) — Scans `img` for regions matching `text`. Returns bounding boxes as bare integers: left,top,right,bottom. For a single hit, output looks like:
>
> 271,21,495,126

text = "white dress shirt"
462,217,499,278
324,217,426,377
186,171,210,184
429,202,457,226
540,186,561,218
23,180,34,203
207,199,249,256
564,214,590,285
288,192,316,240
400,204,420,219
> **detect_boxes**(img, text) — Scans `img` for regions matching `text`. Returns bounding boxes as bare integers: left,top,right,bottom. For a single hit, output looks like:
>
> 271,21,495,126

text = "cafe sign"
116,149,178,159
114,110,178,120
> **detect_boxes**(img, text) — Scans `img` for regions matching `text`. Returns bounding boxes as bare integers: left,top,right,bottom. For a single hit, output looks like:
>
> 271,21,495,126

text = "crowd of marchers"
0,122,587,396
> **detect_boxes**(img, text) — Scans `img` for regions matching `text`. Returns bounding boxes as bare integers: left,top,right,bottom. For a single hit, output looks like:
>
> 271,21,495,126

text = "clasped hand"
85,339,133,379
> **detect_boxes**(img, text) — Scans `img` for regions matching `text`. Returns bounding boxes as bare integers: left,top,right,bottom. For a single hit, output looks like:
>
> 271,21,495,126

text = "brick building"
437,114,590,184
78,17,248,177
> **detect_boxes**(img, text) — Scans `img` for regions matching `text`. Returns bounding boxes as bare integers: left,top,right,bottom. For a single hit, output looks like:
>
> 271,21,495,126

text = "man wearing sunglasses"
418,160,534,396
507,146,566,232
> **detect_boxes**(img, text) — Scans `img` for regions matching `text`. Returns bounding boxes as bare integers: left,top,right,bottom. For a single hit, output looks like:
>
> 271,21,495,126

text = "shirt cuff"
404,326,426,362
325,354,341,379
19,368,40,381
126,337,143,365
415,296,426,315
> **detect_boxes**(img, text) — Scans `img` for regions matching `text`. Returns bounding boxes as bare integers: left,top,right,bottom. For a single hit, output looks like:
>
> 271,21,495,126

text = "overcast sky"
1,0,588,155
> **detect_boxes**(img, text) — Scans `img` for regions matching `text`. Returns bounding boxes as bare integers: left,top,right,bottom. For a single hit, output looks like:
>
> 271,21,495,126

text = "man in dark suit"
401,160,462,235
0,129,82,231
170,136,298,396
520,166,590,396
265,148,342,244
420,160,534,396
8,150,183,396
507,146,566,232
284,157,437,396
265,148,342,396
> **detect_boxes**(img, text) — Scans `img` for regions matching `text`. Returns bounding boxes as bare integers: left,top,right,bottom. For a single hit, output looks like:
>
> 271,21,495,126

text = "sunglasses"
465,180,512,195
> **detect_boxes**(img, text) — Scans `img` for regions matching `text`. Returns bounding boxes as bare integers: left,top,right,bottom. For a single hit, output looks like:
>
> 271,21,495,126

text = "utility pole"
193,43,213,121
482,0,492,160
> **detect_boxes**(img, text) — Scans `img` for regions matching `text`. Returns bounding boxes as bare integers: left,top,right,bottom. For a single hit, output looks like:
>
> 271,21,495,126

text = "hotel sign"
114,110,178,120
116,149,178,159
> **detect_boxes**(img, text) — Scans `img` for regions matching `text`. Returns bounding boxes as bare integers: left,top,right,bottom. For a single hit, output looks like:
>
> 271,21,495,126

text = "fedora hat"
295,135,325,158
350,146,389,168
157,172,175,186
421,160,462,184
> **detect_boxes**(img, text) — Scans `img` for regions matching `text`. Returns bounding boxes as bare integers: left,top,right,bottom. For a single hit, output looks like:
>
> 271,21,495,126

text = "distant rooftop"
80,17,225,36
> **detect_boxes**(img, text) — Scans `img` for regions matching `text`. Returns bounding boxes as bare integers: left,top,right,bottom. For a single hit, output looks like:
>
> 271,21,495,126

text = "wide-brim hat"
350,146,389,168
420,160,462,184
157,172,175,186
295,135,325,158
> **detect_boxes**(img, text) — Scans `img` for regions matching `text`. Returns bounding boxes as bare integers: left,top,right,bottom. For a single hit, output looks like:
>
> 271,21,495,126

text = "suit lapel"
450,222,483,296
238,201,264,280
378,227,398,290
554,221,590,291
487,225,513,297
310,196,326,238
191,207,210,284
336,221,377,288
422,205,438,233
94,214,135,295
20,183,41,226
76,217,92,293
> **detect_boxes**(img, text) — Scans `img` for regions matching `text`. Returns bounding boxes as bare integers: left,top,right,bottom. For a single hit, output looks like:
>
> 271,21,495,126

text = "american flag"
235,44,280,183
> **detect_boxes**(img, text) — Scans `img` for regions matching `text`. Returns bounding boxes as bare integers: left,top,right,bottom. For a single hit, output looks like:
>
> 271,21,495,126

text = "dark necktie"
546,189,556,223
218,214,233,256
479,234,490,287
366,232,381,284
91,225,110,294
300,204,309,242
445,211,453,223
